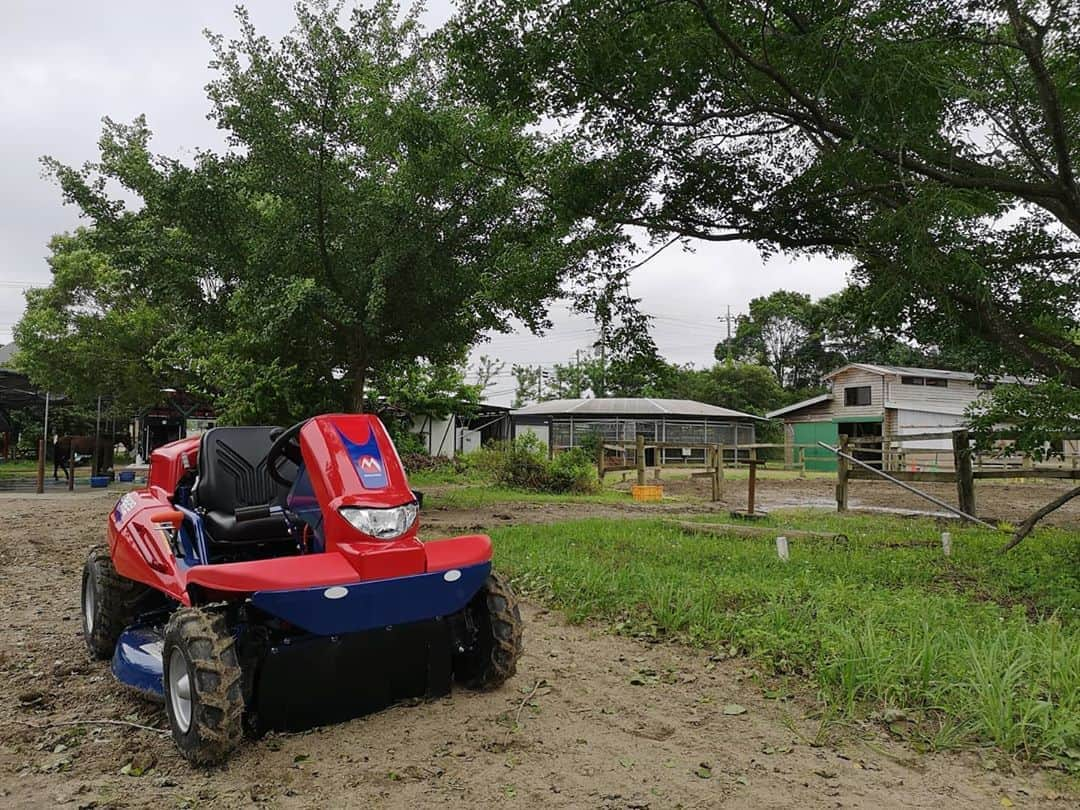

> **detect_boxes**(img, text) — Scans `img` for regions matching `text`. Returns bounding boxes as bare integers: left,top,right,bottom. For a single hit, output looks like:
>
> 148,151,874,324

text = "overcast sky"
0,1,850,405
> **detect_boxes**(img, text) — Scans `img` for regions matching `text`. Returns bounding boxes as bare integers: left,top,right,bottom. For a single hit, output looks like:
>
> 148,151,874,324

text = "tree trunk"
1001,485,1080,553
351,365,366,413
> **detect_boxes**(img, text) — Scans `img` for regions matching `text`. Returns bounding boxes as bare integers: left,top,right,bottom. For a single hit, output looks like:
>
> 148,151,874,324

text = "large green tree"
17,1,622,423
16,230,172,412
453,0,1079,391
669,361,788,417
716,288,973,390
718,291,822,389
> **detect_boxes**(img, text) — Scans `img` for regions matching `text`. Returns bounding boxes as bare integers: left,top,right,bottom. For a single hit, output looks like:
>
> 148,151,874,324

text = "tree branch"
686,0,1080,236
1001,485,1080,552
1003,0,1080,215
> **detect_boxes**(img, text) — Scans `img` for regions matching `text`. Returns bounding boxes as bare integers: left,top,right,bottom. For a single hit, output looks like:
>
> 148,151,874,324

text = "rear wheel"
163,608,244,765
456,572,524,689
81,546,148,659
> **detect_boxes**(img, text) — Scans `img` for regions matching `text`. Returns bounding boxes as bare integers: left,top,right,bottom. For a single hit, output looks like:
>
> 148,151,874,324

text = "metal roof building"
512,397,762,464
763,363,1012,472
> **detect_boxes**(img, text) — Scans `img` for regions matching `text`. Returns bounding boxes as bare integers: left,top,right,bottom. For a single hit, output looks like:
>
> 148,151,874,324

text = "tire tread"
164,608,243,765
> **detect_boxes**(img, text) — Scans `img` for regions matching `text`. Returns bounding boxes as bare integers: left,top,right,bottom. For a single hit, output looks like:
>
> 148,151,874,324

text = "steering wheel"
266,419,309,487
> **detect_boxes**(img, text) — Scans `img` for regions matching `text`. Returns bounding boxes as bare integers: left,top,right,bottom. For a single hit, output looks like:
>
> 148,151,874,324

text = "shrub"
385,422,428,456
400,452,455,473
548,447,601,494
472,434,599,494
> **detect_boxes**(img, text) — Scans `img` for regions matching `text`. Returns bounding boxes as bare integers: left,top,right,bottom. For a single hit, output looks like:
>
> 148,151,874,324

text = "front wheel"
163,608,244,765
456,572,524,689
81,546,148,659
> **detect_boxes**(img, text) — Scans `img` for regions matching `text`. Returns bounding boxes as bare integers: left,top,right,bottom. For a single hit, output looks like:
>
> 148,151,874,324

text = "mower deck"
252,618,456,733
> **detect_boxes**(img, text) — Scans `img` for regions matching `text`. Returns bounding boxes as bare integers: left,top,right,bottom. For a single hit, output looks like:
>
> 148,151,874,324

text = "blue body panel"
251,561,491,636
111,625,165,700
110,566,489,696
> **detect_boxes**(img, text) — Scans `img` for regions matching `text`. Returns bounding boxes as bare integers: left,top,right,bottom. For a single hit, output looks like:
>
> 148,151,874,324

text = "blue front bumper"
250,561,491,636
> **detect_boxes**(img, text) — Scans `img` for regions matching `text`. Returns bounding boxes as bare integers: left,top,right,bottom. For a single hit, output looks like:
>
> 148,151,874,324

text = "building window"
844,386,872,406
901,375,948,388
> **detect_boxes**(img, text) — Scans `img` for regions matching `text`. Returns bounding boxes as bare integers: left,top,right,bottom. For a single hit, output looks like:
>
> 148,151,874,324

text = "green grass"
408,468,482,487
0,459,44,478
489,512,1080,770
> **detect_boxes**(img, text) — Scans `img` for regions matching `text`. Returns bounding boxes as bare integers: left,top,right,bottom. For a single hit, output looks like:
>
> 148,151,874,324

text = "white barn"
767,364,1004,471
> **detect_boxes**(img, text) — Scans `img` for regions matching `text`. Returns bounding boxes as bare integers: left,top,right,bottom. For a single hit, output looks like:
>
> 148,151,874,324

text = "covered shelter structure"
409,403,512,458
0,344,63,462
511,397,762,465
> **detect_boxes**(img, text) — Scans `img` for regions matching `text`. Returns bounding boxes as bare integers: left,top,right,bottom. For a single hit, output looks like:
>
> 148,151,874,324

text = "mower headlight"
339,502,419,540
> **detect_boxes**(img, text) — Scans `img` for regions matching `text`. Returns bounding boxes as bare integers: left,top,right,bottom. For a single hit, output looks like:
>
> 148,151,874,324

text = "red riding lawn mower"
80,414,524,764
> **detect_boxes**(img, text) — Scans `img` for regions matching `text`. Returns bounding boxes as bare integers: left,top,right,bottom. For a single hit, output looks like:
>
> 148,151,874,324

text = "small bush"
472,434,599,494
400,452,455,473
548,447,601,493
386,424,428,457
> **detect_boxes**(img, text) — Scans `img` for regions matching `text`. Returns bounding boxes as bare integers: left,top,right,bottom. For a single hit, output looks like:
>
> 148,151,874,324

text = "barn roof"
512,397,763,420
765,393,832,419
0,369,58,408
821,362,1029,383
822,363,980,381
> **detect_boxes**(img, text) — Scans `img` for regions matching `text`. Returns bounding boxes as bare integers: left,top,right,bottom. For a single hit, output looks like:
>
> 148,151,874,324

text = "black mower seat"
192,426,293,544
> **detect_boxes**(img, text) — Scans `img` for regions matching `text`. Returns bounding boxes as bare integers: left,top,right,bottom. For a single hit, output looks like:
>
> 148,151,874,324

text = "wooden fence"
595,437,825,503
836,429,1080,517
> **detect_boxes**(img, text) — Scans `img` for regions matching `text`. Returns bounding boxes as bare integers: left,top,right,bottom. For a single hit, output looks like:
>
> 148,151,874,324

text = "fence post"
747,459,757,515
596,442,606,483
836,435,849,512
798,446,806,479
36,438,45,494
952,429,976,519
711,444,721,502
636,433,646,486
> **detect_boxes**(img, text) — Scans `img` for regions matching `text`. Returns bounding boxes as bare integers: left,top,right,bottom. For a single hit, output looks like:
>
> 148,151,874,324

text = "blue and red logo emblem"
335,425,389,488
358,455,384,481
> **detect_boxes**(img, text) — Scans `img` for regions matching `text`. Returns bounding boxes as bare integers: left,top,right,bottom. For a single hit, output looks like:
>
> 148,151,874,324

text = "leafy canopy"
453,0,1080,447
718,288,973,391
17,1,624,422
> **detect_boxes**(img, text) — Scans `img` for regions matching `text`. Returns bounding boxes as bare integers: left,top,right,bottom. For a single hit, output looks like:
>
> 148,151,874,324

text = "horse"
54,433,132,481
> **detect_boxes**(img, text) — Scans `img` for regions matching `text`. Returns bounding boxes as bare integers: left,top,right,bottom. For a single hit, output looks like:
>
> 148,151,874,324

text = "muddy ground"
423,472,1080,534
0,488,1075,809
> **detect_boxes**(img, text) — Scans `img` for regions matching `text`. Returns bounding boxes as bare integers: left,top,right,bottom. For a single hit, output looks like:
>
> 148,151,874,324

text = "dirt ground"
0,489,1075,809
423,473,1080,534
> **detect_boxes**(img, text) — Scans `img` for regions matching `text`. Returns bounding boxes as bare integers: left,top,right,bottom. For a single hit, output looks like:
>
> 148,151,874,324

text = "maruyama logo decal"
358,456,382,475
333,425,389,488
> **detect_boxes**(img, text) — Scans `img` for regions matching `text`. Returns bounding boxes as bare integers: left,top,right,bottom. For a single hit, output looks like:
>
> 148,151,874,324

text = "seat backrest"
192,426,283,514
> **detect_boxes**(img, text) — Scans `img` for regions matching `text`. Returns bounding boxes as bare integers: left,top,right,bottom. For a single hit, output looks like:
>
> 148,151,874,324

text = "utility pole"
597,320,608,397
535,366,550,401
718,305,739,364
